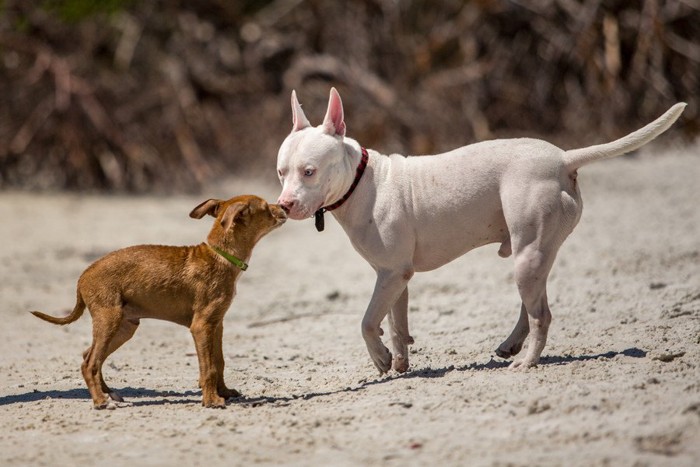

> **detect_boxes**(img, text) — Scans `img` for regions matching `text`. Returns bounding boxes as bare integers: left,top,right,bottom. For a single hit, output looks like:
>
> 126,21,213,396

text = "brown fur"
31,195,286,409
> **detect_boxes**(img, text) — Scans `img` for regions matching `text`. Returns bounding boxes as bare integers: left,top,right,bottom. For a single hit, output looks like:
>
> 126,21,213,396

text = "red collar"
314,147,369,232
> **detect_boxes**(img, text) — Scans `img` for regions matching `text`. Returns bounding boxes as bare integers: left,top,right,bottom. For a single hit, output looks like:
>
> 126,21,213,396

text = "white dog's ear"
291,90,311,132
322,87,346,137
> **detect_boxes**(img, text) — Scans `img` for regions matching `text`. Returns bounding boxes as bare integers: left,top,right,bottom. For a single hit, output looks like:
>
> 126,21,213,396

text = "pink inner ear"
291,90,310,132
323,88,346,137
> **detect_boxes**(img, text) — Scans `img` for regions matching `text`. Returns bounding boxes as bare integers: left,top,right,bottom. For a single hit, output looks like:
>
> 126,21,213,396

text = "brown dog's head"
189,195,287,247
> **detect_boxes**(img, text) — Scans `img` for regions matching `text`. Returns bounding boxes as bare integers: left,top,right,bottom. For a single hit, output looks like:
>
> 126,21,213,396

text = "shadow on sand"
0,348,646,408
0,387,201,407
237,347,647,407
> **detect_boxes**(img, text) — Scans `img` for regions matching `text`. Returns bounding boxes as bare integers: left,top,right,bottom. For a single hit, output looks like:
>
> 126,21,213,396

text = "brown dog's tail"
30,290,86,325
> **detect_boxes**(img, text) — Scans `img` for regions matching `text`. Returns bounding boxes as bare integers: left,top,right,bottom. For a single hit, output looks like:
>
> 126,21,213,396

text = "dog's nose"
277,199,294,213
271,204,288,220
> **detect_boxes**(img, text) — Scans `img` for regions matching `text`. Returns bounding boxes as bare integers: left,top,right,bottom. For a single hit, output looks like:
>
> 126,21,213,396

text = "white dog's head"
276,88,357,220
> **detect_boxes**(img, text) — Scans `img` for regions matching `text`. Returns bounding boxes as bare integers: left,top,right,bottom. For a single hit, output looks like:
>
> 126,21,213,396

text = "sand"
1,144,698,466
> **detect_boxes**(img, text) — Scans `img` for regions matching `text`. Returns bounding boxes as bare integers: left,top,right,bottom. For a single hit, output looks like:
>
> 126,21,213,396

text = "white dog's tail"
562,103,686,171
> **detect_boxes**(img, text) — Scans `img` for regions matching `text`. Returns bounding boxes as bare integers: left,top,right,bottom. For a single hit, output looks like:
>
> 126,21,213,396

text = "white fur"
277,88,686,373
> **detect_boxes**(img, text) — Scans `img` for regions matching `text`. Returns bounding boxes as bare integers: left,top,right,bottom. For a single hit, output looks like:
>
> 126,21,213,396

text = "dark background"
1,0,697,193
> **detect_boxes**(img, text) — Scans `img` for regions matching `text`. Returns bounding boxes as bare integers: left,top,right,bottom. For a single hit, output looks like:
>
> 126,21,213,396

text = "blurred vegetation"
41,0,133,22
0,0,697,193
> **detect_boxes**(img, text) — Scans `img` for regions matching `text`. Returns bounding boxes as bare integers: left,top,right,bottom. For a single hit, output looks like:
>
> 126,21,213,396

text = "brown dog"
31,195,286,409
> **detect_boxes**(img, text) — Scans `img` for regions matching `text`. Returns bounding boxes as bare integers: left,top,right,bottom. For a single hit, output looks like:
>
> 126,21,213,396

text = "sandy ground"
1,144,698,466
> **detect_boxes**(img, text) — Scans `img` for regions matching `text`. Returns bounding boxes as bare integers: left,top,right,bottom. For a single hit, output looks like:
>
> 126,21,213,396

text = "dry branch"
0,0,696,192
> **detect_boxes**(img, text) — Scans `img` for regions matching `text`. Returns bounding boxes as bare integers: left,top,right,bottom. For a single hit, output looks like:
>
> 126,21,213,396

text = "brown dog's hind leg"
97,319,140,403
82,307,124,409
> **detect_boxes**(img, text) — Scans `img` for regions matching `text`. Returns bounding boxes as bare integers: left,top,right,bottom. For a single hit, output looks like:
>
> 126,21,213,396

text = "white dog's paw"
509,358,538,371
392,354,409,373
390,336,412,373
369,344,393,374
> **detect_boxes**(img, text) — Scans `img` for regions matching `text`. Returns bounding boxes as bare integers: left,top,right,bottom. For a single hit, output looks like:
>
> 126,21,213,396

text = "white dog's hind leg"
388,287,413,373
496,303,529,359
509,245,556,369
362,269,413,374
500,167,580,369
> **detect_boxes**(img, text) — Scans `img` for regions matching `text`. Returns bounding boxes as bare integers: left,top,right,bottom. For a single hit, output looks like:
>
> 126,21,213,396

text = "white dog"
276,88,685,373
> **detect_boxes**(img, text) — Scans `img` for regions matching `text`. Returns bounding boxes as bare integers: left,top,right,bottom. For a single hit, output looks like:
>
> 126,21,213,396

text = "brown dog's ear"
189,199,223,219
220,201,247,231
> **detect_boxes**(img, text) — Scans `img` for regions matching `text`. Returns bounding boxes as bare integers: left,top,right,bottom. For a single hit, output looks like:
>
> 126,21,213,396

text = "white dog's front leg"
362,269,413,374
388,287,413,373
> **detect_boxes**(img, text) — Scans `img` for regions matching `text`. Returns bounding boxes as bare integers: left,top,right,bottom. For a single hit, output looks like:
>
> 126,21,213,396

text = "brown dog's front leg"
213,322,241,399
190,318,226,408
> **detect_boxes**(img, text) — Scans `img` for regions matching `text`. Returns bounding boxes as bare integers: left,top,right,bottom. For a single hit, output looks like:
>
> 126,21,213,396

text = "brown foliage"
0,0,697,193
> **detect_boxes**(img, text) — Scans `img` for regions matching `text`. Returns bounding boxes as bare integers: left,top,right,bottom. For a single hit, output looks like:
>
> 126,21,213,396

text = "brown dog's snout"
277,199,293,214
270,204,288,223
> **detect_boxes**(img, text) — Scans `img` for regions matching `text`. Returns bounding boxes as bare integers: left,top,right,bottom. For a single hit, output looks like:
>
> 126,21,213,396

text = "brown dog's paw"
94,400,117,410
203,402,227,409
93,402,109,410
202,395,227,408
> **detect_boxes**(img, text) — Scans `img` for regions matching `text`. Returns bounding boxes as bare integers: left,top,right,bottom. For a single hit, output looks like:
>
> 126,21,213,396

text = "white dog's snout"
278,198,293,213
277,192,308,219
277,189,294,208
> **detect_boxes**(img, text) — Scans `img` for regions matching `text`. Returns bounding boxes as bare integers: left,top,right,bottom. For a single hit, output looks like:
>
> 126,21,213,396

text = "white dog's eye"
304,168,315,177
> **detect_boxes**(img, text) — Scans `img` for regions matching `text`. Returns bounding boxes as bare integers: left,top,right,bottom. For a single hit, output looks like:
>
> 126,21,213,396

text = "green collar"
209,244,248,271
